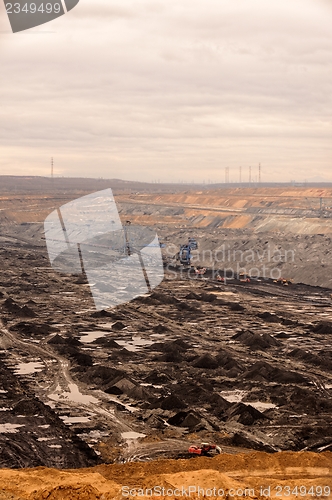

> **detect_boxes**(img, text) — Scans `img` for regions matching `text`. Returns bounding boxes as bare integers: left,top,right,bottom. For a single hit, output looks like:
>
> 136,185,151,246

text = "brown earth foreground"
0,452,331,499
1,179,332,498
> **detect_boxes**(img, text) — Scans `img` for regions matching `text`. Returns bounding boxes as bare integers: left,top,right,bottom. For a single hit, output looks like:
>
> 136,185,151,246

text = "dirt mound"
48,333,83,353
232,330,280,349
176,300,199,312
152,340,189,362
66,337,82,347
48,334,66,345
243,361,307,384
157,350,185,363
225,402,268,425
2,298,22,314
105,385,123,395
76,365,124,387
227,302,245,311
193,353,219,369
230,432,278,452
13,322,54,337
215,349,242,373
159,394,187,410
55,345,93,366
143,370,171,384
33,484,103,500
127,385,153,401
185,291,200,300
289,348,326,367
90,310,114,318
171,338,191,350
2,298,36,318
110,348,140,361
170,384,230,417
0,451,331,499
258,311,284,323
274,331,290,339
152,339,191,352
153,323,169,333
198,293,218,302
20,306,37,318
312,321,332,335
209,393,232,415
111,321,126,331
168,410,201,428
142,292,179,305
92,337,122,348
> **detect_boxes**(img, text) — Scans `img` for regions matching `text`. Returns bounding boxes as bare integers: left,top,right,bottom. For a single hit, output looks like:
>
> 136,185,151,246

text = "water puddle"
140,383,163,389
221,390,277,410
78,429,109,442
220,390,246,403
248,401,277,411
115,336,154,352
49,383,99,404
98,322,117,329
104,394,137,412
14,362,44,375
121,431,146,440
80,330,110,343
0,423,25,433
60,416,91,424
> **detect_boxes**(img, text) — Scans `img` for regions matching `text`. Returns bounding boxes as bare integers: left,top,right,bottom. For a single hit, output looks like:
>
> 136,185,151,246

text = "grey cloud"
0,0,331,182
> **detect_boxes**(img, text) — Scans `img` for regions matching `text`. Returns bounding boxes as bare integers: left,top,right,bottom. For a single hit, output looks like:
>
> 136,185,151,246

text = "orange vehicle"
273,278,292,286
188,443,221,456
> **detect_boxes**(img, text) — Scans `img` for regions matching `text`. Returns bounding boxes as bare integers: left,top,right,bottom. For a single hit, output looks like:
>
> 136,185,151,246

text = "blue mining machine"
179,244,192,266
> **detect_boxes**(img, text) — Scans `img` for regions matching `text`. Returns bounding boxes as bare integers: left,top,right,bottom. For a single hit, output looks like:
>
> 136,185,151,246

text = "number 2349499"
5,3,61,14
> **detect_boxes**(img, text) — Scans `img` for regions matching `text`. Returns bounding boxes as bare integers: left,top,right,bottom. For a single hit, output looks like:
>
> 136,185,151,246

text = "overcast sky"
0,0,331,183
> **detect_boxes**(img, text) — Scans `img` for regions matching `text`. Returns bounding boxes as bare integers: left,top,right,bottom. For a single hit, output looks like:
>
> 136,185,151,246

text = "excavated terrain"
0,178,331,497
0,451,331,499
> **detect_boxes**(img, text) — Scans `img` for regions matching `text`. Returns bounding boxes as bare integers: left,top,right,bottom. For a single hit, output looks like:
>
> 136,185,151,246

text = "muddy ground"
0,179,332,469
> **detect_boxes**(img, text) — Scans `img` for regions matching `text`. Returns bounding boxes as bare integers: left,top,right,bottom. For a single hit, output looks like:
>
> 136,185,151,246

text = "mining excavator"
188,443,221,456
179,244,192,266
188,237,198,250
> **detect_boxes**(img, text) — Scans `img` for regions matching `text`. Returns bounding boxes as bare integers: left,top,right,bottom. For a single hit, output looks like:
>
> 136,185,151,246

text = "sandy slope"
0,452,331,499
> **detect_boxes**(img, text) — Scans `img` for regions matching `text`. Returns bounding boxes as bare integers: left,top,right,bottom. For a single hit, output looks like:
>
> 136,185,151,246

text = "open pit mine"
0,177,331,499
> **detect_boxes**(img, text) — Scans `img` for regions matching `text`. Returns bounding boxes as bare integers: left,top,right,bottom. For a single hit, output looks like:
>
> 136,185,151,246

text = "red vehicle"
188,443,221,456
195,267,206,277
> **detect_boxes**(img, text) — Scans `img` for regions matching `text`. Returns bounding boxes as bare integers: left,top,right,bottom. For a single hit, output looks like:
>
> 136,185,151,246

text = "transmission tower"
225,167,229,184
